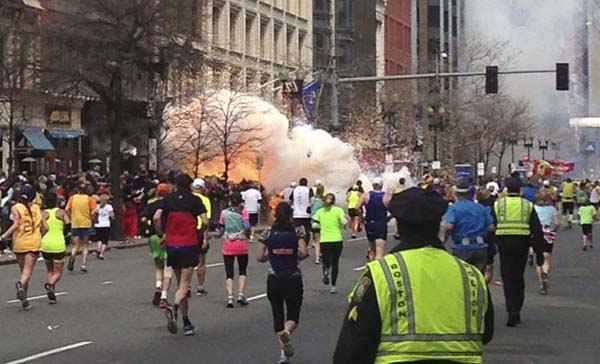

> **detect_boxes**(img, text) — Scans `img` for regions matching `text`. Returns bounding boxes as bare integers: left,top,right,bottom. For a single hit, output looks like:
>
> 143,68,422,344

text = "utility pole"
329,0,339,129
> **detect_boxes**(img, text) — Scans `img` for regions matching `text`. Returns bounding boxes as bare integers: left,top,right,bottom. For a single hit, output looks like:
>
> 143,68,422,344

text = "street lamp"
507,136,518,163
538,140,549,160
523,137,534,160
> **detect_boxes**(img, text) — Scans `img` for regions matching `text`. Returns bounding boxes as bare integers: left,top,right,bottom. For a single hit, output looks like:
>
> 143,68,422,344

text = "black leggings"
321,242,343,285
223,254,249,279
267,273,303,332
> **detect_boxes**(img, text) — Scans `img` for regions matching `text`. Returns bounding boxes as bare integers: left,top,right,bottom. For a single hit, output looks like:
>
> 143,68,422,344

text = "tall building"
204,0,313,95
313,0,378,128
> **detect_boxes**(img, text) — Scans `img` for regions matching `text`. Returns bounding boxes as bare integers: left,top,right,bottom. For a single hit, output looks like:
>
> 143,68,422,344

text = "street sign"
432,161,441,170
491,166,498,174
477,162,485,176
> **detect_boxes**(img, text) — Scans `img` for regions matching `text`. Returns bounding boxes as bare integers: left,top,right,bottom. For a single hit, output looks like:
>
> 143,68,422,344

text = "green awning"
22,128,55,151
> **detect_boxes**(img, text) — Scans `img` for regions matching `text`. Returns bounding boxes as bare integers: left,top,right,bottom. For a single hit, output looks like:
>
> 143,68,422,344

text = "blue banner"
302,80,320,124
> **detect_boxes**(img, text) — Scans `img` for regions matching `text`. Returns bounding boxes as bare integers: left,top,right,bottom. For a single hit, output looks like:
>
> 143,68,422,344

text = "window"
212,6,222,46
260,20,269,59
298,31,306,64
315,33,325,49
246,13,256,56
428,6,440,28
230,9,240,51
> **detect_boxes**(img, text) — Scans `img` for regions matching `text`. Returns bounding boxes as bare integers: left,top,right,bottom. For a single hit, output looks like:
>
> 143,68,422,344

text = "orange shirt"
12,203,42,253
67,194,97,228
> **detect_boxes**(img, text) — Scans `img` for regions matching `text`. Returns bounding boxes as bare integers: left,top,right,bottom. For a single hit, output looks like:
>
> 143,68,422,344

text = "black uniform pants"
497,236,530,314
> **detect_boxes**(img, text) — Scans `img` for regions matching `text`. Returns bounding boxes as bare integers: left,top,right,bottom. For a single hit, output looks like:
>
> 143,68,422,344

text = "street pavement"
1,225,599,364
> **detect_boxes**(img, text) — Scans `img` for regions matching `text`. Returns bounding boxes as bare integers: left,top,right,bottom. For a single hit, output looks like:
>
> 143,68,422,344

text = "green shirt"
313,206,346,243
41,208,66,253
578,205,596,225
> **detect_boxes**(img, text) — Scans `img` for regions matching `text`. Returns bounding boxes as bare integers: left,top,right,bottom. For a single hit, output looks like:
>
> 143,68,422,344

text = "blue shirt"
522,185,538,203
445,199,493,248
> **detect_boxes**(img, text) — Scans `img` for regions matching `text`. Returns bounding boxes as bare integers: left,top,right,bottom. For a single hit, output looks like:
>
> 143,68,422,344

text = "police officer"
492,177,545,327
334,187,494,364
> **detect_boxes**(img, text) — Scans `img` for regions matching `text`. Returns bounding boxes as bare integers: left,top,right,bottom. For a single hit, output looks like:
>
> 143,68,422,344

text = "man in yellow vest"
560,178,576,228
492,177,545,327
192,178,212,296
334,187,494,364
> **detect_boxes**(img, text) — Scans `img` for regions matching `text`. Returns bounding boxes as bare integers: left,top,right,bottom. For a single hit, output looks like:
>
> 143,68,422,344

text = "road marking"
206,262,224,268
6,292,68,304
5,341,93,364
101,281,113,285
247,293,267,302
353,266,366,271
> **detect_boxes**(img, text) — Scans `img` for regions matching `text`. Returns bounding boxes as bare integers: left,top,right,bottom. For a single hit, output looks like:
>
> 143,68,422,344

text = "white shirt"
242,188,262,214
95,204,114,228
591,188,600,204
292,186,311,218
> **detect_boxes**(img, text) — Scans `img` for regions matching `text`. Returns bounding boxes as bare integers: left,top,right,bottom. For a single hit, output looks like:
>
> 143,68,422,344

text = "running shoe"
165,306,178,334
583,246,588,251
237,295,249,306
322,274,330,286
196,288,208,297
159,299,169,310
330,286,338,294
278,358,290,364
80,265,88,273
226,296,235,308
315,258,320,265
15,281,25,302
280,332,294,358
527,254,533,266
67,256,75,271
539,285,548,295
183,322,196,336
351,234,357,239
152,291,161,306
45,283,57,304
590,245,594,249
21,299,31,311
97,255,105,260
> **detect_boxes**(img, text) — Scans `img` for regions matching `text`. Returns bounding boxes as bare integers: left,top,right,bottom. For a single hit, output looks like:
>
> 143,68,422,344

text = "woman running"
219,192,250,308
94,194,114,260
41,192,69,304
310,185,325,264
534,191,560,295
1,185,46,310
312,193,347,294
258,202,308,364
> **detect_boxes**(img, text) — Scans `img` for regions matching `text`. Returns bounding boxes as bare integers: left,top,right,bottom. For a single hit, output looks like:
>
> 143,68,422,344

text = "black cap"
504,177,522,193
388,187,448,226
455,178,471,193
20,185,35,203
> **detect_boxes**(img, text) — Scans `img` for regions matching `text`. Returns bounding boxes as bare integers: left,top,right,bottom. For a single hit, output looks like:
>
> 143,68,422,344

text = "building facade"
204,0,313,95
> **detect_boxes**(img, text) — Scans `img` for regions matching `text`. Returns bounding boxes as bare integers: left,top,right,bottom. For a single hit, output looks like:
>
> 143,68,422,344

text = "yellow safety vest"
561,182,575,202
494,196,532,236
367,247,488,364
193,192,211,229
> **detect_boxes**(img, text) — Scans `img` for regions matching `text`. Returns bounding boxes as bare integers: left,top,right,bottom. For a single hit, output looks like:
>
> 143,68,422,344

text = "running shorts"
93,227,110,245
166,246,200,269
72,228,92,238
562,202,574,215
366,221,387,242
347,208,360,218
42,251,66,262
582,224,593,236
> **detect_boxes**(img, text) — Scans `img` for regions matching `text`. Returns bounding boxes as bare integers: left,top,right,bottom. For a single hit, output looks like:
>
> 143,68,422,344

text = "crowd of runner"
2,167,596,363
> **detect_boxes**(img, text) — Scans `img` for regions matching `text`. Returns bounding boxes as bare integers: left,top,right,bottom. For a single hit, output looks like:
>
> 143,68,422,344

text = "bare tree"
39,0,207,236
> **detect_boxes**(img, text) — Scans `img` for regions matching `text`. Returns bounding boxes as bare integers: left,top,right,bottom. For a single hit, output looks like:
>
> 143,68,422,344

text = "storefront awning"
22,128,55,151
48,128,85,139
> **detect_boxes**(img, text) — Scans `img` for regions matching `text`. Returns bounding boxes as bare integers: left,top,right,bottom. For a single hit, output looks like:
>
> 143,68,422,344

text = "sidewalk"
0,238,148,266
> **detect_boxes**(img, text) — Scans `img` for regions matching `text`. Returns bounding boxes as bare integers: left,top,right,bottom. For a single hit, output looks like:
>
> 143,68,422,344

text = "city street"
1,226,600,364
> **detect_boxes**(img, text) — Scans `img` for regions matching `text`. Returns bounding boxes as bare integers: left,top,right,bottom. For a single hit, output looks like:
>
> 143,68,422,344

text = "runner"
312,193,347,294
346,186,361,239
360,177,388,260
578,199,596,251
154,174,208,336
219,192,250,307
192,178,211,297
93,194,114,260
290,178,313,245
533,191,560,295
1,185,45,310
143,183,171,307
258,202,308,364
560,178,576,228
66,183,97,273
310,185,325,264
242,183,262,241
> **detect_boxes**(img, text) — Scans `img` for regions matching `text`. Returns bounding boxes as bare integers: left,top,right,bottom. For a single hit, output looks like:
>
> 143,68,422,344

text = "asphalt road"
1,225,599,364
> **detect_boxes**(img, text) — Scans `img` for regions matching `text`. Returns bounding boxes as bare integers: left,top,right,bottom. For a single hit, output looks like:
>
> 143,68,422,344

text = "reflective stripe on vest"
367,247,487,364
494,196,532,236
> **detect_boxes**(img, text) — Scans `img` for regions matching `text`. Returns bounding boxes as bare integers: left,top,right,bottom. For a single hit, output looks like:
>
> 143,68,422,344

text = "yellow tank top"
12,203,42,253
348,191,361,209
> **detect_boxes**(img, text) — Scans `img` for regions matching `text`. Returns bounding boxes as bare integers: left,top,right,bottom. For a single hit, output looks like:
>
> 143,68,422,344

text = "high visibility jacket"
561,182,575,202
193,192,211,230
494,196,532,236
367,247,488,364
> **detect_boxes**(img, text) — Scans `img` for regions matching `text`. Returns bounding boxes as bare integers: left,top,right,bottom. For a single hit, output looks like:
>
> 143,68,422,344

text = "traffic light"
485,66,498,94
556,63,569,91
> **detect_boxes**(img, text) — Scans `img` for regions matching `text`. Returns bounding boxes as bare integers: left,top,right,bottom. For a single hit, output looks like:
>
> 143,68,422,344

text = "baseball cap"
372,177,383,186
192,178,206,189
20,185,35,203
